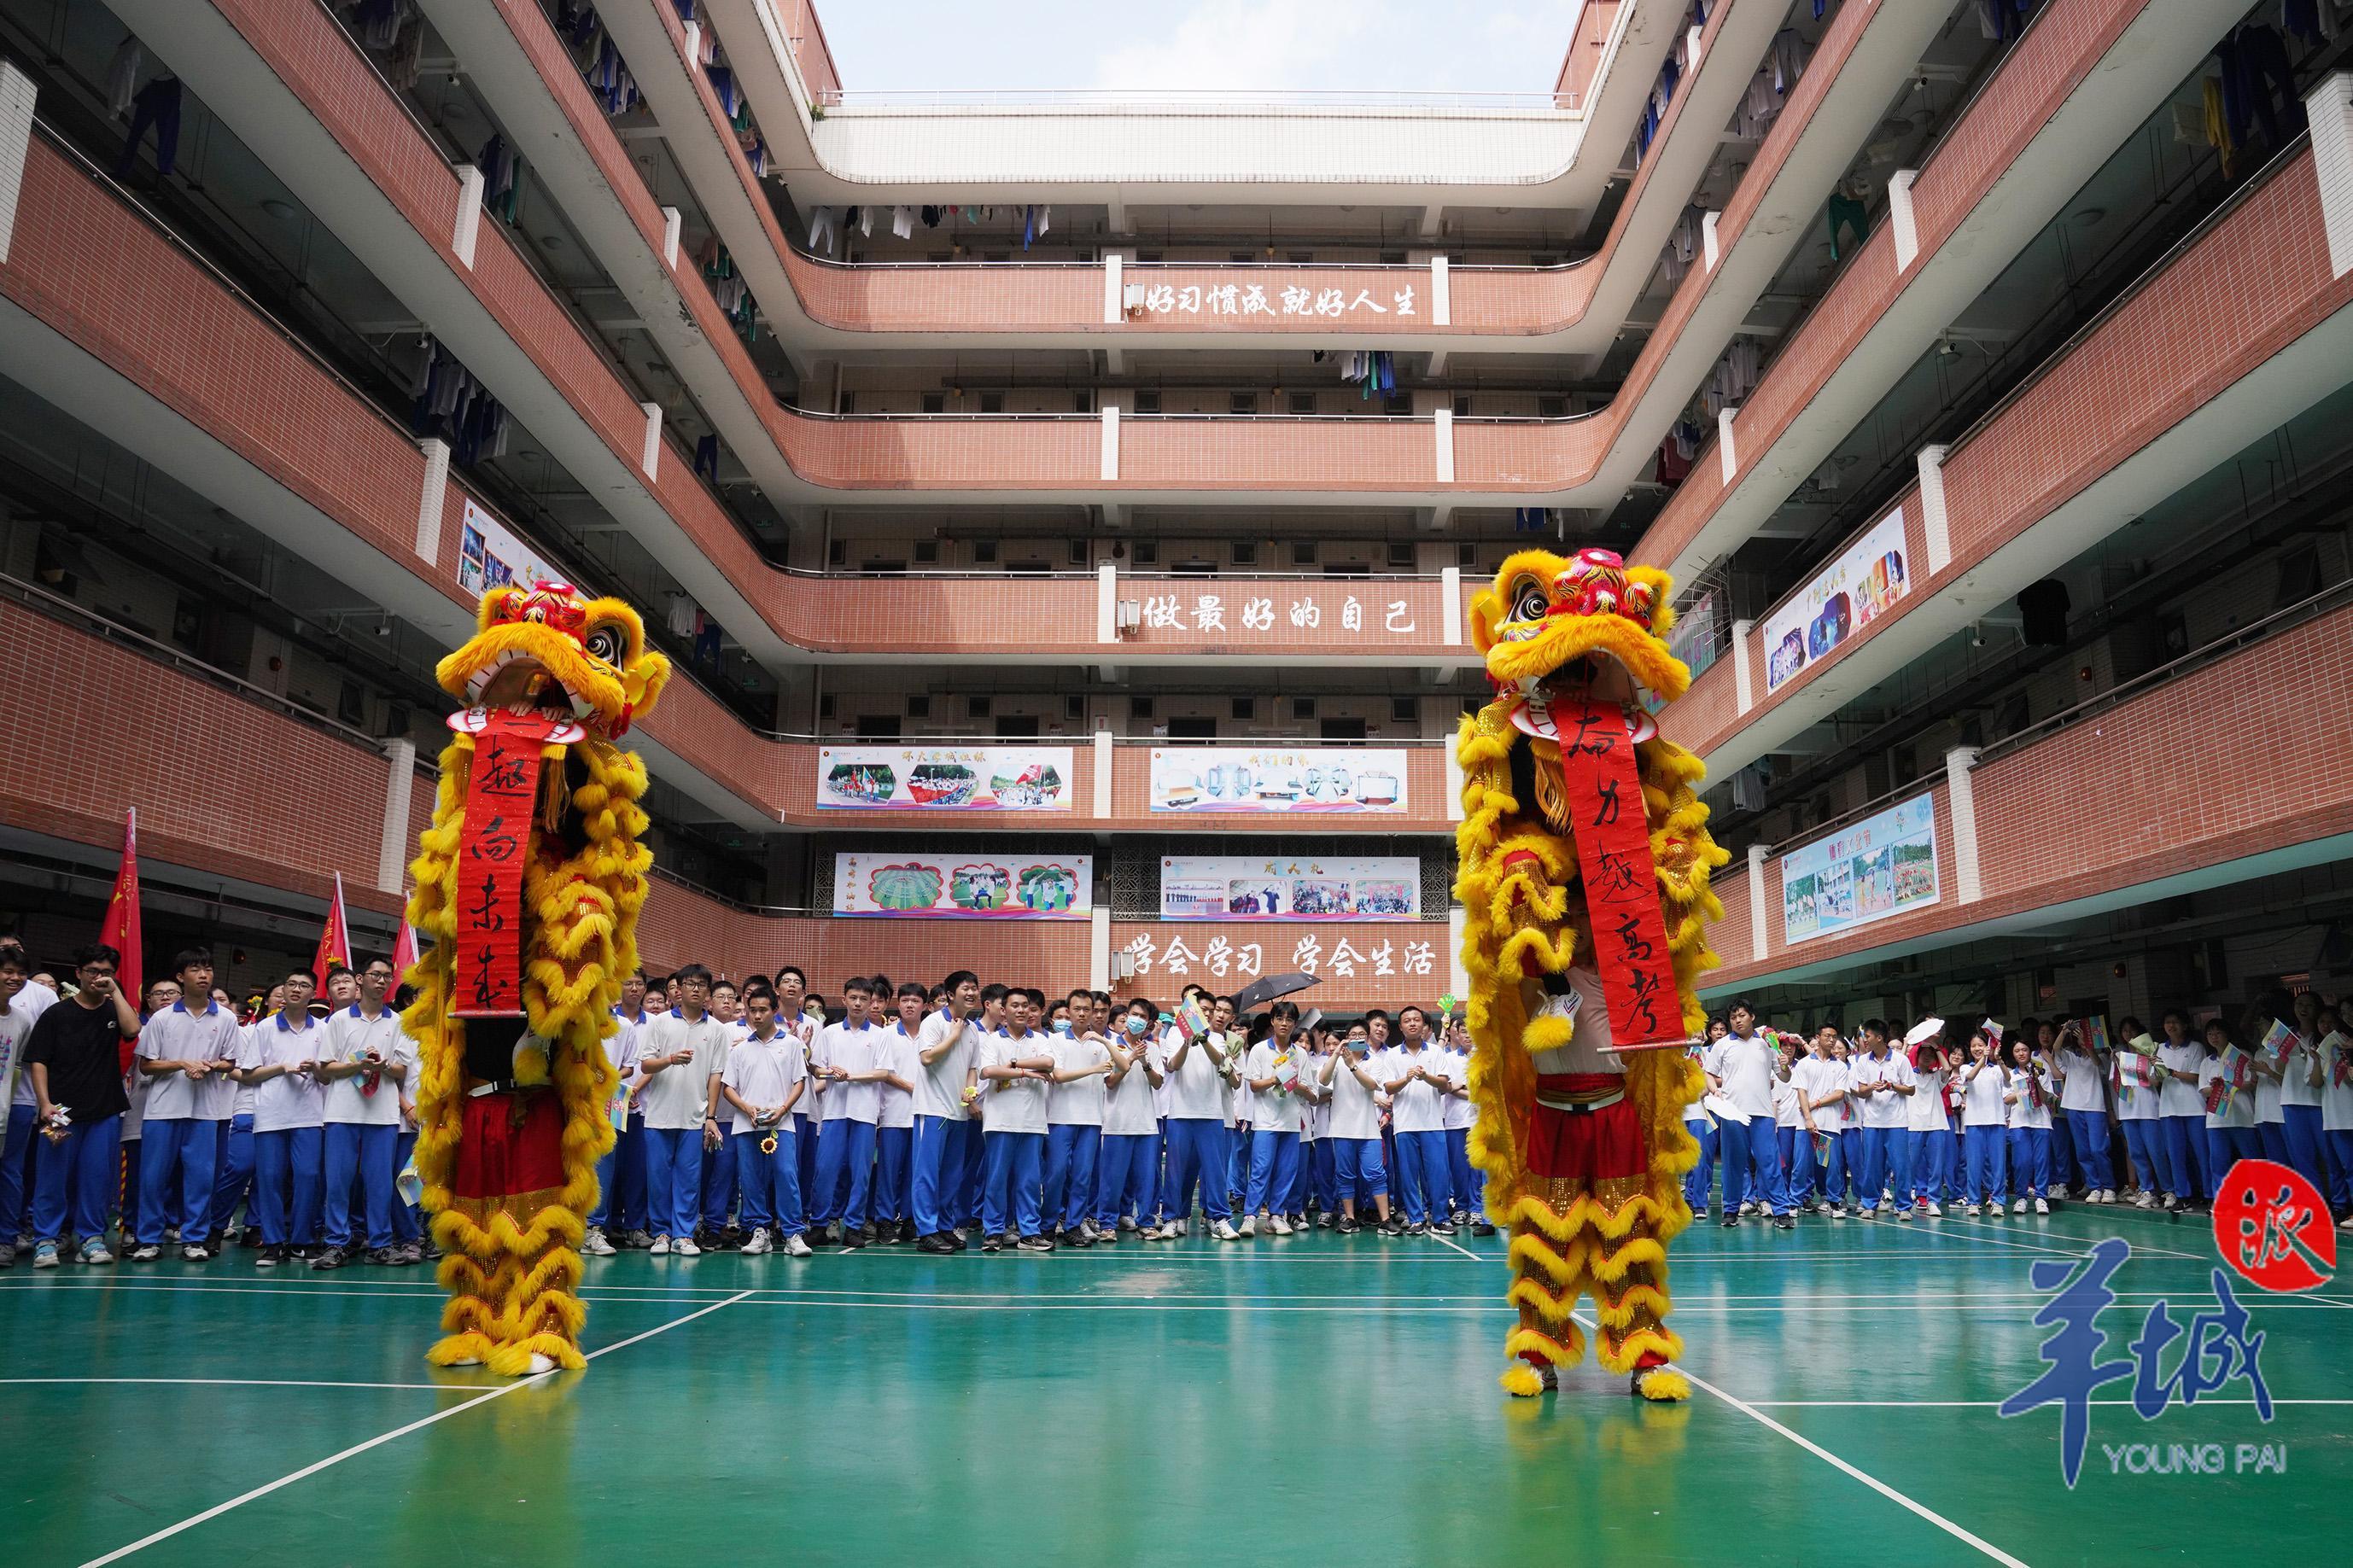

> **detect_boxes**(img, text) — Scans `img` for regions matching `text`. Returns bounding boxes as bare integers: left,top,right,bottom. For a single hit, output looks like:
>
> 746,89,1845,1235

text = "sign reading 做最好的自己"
817,745,1073,812
1148,748,1410,814
1159,854,1421,922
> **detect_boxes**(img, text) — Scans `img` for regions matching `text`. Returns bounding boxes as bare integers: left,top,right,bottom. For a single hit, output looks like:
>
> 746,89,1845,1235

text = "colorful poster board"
1148,747,1410,813
1761,507,1910,693
1159,855,1421,922
1779,795,1939,946
457,498,558,597
833,852,1093,919
817,745,1074,812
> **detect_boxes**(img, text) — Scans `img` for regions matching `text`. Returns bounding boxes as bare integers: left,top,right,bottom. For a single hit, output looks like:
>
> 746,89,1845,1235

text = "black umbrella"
1231,971,1322,1011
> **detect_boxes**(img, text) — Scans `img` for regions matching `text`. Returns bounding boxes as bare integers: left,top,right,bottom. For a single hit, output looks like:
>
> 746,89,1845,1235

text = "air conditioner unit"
1124,282,1147,319
1116,599,1141,635
1112,951,1139,981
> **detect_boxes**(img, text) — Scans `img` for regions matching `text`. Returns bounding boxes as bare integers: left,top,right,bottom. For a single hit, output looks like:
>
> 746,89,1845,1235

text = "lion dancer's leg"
1501,1178,1590,1396
1592,1204,1689,1402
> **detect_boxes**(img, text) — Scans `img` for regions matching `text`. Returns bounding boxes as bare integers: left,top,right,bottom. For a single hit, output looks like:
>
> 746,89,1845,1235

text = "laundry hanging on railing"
1659,206,1704,284
1021,205,1053,248
693,433,721,484
1339,350,1397,398
409,337,511,465
476,134,524,224
698,236,760,341
348,0,423,85
1633,3,1710,159
104,37,141,119
1711,337,1763,405
1976,0,2042,42
1513,507,1558,533
2214,23,2304,149
807,204,842,254
1826,186,1869,260
1732,27,1813,139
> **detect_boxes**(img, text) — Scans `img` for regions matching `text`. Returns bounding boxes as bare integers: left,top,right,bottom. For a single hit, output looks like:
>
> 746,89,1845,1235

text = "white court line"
1568,1310,2031,1568
0,1377,471,1392
79,1288,755,1567
1736,1398,2353,1408
1427,1230,1495,1264
1876,1221,2204,1263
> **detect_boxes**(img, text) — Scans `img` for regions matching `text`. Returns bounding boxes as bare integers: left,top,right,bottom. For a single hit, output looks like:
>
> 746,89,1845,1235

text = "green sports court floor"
0,1205,2339,1566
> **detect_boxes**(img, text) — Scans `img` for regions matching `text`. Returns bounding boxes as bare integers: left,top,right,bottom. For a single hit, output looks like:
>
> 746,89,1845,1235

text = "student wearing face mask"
1097,997,1167,1241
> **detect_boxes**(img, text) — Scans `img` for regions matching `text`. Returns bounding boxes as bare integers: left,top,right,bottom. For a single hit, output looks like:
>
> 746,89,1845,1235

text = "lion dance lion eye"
1512,586,1550,623
585,625,624,665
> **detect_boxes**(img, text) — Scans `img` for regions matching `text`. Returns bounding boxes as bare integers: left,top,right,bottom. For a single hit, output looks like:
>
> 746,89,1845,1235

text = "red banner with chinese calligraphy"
451,726,542,1017
1552,698,1683,1052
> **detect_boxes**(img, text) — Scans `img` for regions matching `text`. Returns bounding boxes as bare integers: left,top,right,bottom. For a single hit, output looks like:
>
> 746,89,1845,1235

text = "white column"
1686,21,1705,70
1917,444,1952,575
1440,565,1463,645
1945,747,1983,905
1747,842,1771,959
378,738,417,894
1102,253,1123,324
1429,254,1451,326
1444,739,1465,825
1099,405,1119,481
452,166,484,270
1433,407,1456,485
2307,72,2353,280
1888,169,1920,271
1096,560,1118,643
1717,406,1739,485
1092,726,1114,819
0,62,32,266
1447,906,1469,1003
1700,210,1721,273
1731,618,1755,715
414,438,450,566
1089,906,1112,990
639,402,663,478
661,205,682,268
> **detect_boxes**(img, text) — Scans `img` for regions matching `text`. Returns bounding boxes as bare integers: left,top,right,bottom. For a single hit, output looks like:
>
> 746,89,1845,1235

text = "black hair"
172,947,215,975
774,965,808,987
1270,1000,1300,1022
1729,997,1760,1019
897,981,929,1002
943,970,978,994
284,965,318,985
844,976,875,995
1860,1018,1889,1040
672,963,714,986
980,982,1010,1006
75,942,123,971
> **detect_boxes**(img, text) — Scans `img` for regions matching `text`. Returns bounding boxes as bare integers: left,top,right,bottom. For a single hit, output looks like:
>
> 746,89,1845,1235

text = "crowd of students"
9,932,2350,1272
1681,997,2353,1227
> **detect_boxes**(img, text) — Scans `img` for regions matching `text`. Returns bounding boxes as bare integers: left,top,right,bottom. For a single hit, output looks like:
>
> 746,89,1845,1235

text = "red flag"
97,808,143,1071
389,915,420,985
312,871,353,991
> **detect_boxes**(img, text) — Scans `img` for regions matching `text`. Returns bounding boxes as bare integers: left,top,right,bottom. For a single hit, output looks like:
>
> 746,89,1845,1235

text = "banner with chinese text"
1148,748,1410,813
457,498,559,597
1114,923,1439,1000
1779,795,1939,946
1125,584,1432,644
1159,855,1421,921
818,745,1074,812
834,851,1093,920
1761,507,1909,693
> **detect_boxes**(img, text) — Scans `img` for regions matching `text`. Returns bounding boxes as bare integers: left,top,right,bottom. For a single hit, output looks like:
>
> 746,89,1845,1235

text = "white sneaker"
1926,1202,1943,1218
1896,1207,1913,1221
1176,1219,1190,1238
1965,1204,1982,1218
673,1236,702,1256
2035,1198,2050,1215
2012,1199,2028,1215
1828,1206,1847,1219
79,1240,114,1265
1859,1207,1877,1221
2339,1215,2353,1232
741,1227,773,1255
650,1234,672,1255
581,1227,616,1257
1078,1220,1101,1242
2134,1192,2156,1209
784,1233,814,1256
1271,1215,1293,1236
1212,1220,1241,1241
1237,1215,1257,1238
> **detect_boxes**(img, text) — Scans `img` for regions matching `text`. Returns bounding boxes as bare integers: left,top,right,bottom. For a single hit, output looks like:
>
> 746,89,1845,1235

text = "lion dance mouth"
1454,547,1728,1401
402,580,669,1376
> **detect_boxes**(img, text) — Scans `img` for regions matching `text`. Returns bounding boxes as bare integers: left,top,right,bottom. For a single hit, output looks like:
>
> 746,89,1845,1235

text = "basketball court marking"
0,1377,475,1392
75,1289,756,1567
1568,1309,2035,1568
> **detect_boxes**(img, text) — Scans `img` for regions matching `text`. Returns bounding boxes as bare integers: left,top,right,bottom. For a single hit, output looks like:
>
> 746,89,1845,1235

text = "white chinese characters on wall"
1119,931,1436,981
1135,591,1420,639
1133,280,1416,319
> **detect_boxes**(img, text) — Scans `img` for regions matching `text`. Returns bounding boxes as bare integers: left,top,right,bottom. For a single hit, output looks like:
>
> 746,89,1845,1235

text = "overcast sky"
811,0,1574,95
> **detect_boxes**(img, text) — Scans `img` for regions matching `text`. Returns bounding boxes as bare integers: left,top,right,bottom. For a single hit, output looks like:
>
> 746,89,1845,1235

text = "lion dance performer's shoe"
1455,550,1728,1402
404,583,670,1376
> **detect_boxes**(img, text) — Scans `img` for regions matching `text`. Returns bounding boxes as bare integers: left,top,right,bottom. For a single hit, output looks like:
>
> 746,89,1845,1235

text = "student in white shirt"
2198,1018,2261,1191
235,968,328,1262
2002,1037,2058,1215
1095,994,1165,1240
635,965,730,1255
1957,1030,2011,1217
1792,1027,1850,1215
1681,1019,1726,1216
1846,1022,1914,1219
129,948,244,1260
584,971,651,1256
977,989,1056,1250
1153,995,1240,1241
1044,991,1112,1244
912,971,983,1252
720,990,812,1256
1293,1026,1331,1227
1381,1006,1456,1237
313,956,411,1267
2108,1018,2169,1206
2052,1018,2116,1202
1438,1017,1479,1230
0,951,38,1267
1709,1003,1793,1226
1319,1023,1395,1234
1203,992,1247,1211
206,982,278,1251
2154,1009,2214,1210
2314,1004,2353,1229
1237,1002,1305,1236
1903,1030,1955,1215
871,981,926,1242
811,978,900,1248
2278,991,2331,1203
696,981,749,1242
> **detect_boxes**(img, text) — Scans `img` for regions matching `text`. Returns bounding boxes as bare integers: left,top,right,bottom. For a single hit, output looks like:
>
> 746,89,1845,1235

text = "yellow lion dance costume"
401,581,669,1375
1455,548,1727,1402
